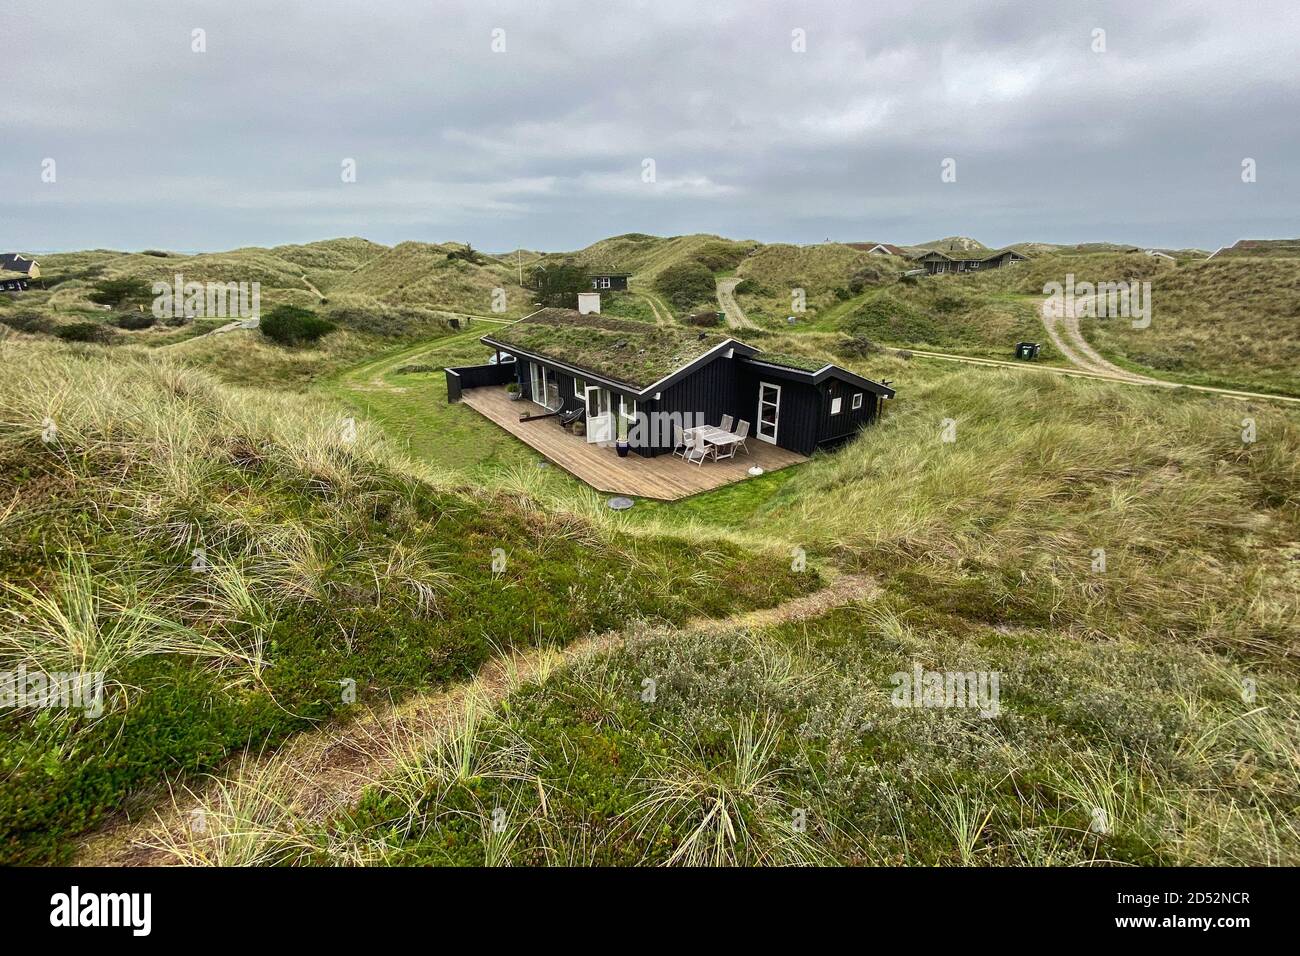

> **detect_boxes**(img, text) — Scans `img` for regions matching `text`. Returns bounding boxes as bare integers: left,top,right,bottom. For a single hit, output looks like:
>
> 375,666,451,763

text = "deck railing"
445,362,515,403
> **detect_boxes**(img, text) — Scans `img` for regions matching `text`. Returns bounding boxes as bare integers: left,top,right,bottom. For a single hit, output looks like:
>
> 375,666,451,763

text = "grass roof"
748,352,828,373
487,308,730,389
919,247,1023,262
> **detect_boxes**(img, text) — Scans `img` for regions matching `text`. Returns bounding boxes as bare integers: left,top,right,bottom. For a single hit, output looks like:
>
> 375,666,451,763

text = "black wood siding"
655,353,742,456
733,365,821,456
816,376,877,450
505,354,884,461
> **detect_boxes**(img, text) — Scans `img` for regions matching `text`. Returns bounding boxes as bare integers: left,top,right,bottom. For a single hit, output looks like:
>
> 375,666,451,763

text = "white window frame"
598,277,612,290
831,396,843,415
756,381,781,444
574,376,587,398
852,392,864,410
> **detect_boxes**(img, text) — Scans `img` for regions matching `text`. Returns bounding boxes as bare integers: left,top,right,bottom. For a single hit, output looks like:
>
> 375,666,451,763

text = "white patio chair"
714,435,738,460
733,419,750,454
719,414,734,433
683,432,713,467
672,424,689,458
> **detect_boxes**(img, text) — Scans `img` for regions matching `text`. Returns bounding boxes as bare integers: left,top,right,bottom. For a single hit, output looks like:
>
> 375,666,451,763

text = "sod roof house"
447,309,894,461
914,248,1028,274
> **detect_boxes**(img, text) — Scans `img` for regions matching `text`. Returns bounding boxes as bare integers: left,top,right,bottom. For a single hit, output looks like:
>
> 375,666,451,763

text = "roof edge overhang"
740,355,895,398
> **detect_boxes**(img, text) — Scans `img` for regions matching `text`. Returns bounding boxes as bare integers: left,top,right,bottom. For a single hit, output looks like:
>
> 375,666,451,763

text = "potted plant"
505,382,522,401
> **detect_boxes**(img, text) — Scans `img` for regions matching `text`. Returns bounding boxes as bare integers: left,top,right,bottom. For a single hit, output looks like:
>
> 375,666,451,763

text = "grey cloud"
2,0,1296,252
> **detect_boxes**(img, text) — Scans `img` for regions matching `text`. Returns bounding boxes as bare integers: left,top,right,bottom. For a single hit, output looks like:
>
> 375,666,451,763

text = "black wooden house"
588,272,631,291
447,309,894,459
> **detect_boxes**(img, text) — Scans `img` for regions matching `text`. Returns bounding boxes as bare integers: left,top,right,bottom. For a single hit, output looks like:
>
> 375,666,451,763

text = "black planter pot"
616,441,630,458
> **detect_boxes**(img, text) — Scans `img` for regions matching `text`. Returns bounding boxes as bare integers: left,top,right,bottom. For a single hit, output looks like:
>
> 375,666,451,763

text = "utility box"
578,292,601,315
1015,342,1041,360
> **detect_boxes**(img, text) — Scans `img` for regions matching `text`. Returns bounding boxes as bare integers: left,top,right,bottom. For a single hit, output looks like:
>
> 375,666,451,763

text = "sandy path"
716,277,758,331
1040,295,1157,383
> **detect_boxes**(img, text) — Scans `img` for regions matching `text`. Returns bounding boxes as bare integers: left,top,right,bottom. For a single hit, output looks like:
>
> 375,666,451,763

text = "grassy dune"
1083,258,1300,395
733,243,904,329
557,233,759,287
0,338,812,864
155,358,1300,866
326,241,532,318
835,280,1058,360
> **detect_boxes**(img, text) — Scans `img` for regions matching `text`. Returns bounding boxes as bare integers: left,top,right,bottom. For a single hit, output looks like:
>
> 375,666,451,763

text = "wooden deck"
460,386,806,500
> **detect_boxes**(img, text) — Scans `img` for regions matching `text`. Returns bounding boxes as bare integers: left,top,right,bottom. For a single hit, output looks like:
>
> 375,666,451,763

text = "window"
831,396,843,415
852,393,864,410
598,277,611,290
574,376,587,398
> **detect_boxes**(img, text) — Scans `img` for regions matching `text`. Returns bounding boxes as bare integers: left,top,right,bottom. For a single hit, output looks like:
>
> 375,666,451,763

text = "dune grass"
139,343,1300,868
0,337,812,864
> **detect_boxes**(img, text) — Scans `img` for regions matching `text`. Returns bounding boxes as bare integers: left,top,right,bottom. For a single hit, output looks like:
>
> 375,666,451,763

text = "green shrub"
0,313,55,335
259,305,336,346
86,276,152,309
113,312,157,330
655,261,716,311
53,322,117,344
839,333,880,357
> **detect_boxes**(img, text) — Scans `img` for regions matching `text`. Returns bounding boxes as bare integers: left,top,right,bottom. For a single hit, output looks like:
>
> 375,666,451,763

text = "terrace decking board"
460,386,806,500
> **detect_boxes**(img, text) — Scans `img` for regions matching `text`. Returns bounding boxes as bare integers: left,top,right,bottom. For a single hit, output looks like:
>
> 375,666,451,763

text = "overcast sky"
4,0,1297,253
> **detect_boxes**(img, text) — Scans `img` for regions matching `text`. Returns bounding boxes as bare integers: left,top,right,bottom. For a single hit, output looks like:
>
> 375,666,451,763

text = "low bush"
86,276,152,309
260,306,336,346
0,313,55,335
655,261,716,311
114,312,157,330
53,322,117,344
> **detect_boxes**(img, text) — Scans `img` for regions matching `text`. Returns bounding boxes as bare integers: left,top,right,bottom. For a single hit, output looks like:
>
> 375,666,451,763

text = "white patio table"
686,425,742,458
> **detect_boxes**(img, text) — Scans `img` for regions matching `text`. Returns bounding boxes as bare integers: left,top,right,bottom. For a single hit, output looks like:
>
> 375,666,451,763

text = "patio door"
585,384,613,443
756,382,780,444
531,364,560,410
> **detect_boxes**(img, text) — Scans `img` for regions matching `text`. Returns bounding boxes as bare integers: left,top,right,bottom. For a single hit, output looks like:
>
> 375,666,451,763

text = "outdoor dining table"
686,425,742,455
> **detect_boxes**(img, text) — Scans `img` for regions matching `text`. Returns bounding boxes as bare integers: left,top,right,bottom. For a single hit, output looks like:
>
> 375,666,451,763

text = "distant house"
588,271,631,291
848,243,908,257
0,254,40,279
914,248,1028,275
1144,249,1176,260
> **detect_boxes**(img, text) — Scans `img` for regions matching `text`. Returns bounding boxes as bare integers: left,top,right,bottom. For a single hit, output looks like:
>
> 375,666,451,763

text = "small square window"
852,393,863,410
831,397,843,415
575,377,587,397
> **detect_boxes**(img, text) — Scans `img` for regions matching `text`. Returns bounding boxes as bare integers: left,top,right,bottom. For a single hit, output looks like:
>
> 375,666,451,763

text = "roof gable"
484,308,894,400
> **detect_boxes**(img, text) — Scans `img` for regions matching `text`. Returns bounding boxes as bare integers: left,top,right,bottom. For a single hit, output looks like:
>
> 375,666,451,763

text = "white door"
757,382,780,444
585,385,613,443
